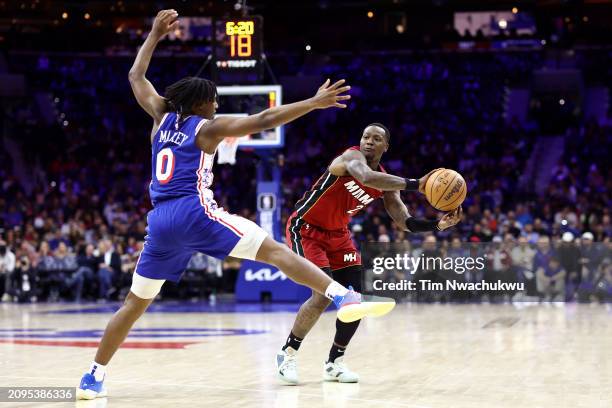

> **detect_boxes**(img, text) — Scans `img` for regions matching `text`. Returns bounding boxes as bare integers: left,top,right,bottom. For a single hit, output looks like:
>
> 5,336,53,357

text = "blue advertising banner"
235,260,311,302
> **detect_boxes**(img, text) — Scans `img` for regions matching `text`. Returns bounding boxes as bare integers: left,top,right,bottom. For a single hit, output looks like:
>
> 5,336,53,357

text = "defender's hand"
437,207,462,231
151,9,179,39
310,79,351,109
418,168,443,194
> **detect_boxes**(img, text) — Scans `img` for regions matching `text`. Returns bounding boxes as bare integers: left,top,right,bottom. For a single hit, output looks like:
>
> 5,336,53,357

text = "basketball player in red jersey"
276,123,462,384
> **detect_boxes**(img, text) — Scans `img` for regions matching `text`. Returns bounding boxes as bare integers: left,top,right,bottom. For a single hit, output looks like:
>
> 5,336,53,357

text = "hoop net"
217,137,239,165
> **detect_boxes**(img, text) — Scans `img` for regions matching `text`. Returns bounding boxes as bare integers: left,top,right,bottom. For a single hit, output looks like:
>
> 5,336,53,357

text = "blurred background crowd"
0,0,609,303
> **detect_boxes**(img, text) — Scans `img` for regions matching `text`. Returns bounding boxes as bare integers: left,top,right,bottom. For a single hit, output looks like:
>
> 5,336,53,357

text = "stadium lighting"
498,19,508,29
367,11,374,18
61,12,68,19
512,7,518,14
305,44,311,51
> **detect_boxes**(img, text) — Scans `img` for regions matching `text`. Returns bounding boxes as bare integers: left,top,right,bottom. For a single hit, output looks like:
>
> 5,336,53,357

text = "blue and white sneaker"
77,373,107,400
334,286,395,323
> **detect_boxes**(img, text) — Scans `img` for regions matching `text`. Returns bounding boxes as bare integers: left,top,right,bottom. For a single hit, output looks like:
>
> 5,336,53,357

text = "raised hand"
437,206,463,231
151,9,179,39
310,79,351,109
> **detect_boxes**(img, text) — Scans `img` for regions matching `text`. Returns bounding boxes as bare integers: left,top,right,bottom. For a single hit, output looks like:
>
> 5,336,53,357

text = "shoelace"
282,355,297,372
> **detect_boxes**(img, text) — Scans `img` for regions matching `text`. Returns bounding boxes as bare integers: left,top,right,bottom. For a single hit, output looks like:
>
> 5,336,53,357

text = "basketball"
425,169,467,211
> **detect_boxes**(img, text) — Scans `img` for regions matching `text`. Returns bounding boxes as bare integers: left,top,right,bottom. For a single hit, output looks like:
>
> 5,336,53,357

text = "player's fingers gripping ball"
425,168,467,211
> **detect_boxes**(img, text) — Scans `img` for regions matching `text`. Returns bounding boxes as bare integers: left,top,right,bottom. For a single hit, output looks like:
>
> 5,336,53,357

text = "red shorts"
286,212,361,271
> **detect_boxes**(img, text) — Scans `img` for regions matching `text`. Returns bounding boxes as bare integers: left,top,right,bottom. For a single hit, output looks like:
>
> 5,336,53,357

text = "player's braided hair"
164,76,217,129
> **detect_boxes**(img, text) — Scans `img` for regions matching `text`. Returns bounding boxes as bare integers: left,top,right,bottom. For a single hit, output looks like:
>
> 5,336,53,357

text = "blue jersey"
149,112,217,208
136,113,266,282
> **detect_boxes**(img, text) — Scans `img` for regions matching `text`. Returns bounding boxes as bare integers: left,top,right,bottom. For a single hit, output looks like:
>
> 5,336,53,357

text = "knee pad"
130,272,165,299
332,265,363,293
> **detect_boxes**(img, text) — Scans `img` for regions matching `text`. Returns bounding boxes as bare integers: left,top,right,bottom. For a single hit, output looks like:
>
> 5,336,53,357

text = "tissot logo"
245,268,288,281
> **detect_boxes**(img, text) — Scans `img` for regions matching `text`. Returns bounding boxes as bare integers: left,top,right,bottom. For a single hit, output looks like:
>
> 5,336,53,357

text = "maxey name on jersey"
159,130,189,146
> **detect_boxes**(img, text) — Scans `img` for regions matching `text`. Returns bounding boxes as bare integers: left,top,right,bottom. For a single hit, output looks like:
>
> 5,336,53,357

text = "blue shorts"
135,195,267,282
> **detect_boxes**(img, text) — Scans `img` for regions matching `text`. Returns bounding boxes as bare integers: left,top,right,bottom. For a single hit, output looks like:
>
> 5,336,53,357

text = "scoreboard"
214,16,263,74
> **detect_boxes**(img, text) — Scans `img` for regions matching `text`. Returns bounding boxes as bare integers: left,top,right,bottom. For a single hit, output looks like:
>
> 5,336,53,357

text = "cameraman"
14,255,36,302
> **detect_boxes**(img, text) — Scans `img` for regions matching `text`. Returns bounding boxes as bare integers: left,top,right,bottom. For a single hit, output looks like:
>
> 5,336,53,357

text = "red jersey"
292,146,385,231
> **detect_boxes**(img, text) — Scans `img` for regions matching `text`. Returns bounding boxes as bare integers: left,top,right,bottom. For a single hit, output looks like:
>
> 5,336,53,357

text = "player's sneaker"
334,286,395,323
77,373,107,400
276,347,299,385
323,356,359,383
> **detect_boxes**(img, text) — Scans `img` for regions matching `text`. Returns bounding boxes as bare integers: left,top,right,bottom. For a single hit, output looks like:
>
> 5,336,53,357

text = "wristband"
405,178,419,191
405,217,440,233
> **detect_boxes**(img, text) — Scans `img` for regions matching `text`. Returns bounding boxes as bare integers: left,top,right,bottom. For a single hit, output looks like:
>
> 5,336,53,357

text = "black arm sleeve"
405,217,440,233
404,178,419,191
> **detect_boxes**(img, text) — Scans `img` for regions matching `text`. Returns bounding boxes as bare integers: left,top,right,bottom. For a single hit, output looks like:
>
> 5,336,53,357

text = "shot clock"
214,16,263,71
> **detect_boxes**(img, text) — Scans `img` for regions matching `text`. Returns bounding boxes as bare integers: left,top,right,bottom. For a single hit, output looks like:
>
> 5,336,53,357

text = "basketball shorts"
286,212,361,271
135,195,267,282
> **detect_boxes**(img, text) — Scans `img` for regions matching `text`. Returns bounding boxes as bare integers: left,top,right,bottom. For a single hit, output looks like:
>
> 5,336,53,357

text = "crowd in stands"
0,49,609,303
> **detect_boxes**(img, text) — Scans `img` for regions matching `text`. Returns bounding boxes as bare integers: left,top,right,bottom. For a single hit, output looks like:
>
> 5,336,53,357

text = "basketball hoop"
217,137,239,165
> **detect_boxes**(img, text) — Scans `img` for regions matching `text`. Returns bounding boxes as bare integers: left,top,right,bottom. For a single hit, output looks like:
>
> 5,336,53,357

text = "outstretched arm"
383,191,463,232
128,9,179,124
200,79,351,141
329,149,439,192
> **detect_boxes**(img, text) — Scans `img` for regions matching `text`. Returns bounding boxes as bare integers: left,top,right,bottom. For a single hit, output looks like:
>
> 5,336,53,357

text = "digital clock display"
215,16,262,70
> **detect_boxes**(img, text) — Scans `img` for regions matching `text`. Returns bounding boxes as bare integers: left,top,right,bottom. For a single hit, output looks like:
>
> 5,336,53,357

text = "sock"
328,344,346,363
282,332,303,352
324,281,349,300
89,361,106,382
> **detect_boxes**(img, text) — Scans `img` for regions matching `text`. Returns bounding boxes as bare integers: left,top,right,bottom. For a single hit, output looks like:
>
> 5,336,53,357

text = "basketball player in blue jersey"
77,9,395,399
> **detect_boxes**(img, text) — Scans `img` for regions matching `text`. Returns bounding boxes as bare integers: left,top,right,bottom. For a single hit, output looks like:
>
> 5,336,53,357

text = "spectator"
557,232,581,299
54,242,85,302
14,255,36,302
96,239,122,300
576,232,605,299
533,236,555,274
75,243,98,299
0,240,16,302
511,236,536,296
536,256,566,301
117,242,140,299
486,236,513,301
37,241,59,300
592,258,612,302
414,235,443,301
522,224,540,244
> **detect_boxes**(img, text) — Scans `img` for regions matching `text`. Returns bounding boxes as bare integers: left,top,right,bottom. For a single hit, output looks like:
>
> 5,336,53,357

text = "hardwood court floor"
0,301,610,408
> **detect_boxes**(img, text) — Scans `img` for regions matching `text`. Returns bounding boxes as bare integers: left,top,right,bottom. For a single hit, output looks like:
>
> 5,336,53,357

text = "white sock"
324,281,349,300
89,362,106,382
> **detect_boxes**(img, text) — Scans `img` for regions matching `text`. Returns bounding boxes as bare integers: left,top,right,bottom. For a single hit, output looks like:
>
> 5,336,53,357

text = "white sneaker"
323,357,359,383
1,293,10,302
276,347,299,385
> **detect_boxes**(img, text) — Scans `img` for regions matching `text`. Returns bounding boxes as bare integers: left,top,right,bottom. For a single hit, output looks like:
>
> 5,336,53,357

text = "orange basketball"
425,168,467,211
